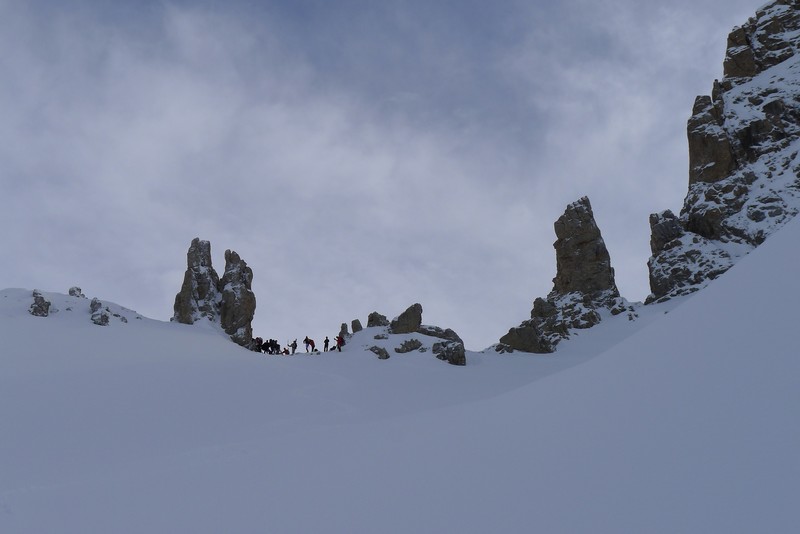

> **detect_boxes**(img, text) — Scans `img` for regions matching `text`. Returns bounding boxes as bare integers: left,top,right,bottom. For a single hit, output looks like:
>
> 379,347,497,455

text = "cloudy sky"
1,0,760,350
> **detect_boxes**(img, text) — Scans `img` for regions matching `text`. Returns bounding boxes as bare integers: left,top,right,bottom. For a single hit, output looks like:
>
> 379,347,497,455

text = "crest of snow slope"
1,209,799,533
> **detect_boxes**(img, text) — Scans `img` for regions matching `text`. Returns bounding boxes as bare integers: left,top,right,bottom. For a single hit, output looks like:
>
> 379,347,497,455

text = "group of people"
251,335,345,355
306,335,345,353
252,338,295,355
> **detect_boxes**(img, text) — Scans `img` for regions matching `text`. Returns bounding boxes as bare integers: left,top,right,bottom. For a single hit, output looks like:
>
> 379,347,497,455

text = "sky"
0,0,760,350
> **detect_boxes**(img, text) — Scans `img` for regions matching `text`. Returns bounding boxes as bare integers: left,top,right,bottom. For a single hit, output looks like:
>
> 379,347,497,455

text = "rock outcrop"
29,290,50,317
68,287,85,299
90,297,110,326
173,238,221,324
367,312,390,328
352,303,466,365
218,250,256,347
648,0,800,303
432,341,466,366
395,339,423,354
173,238,257,348
499,197,630,353
390,303,423,334
351,319,363,334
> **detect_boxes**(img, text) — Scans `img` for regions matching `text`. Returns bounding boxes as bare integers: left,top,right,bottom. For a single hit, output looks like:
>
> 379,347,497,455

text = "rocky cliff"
648,0,800,302
173,238,257,348
498,197,631,353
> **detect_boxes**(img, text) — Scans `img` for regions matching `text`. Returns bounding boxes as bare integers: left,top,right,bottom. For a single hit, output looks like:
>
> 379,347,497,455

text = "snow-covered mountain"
3,1,800,532
2,208,798,533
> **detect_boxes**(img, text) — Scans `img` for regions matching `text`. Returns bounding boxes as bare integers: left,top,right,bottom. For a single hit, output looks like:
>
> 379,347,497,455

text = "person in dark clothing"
324,337,330,352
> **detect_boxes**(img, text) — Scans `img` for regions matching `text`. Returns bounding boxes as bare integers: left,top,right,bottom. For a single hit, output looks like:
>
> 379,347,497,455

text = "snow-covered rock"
648,0,800,302
172,238,257,348
499,196,631,353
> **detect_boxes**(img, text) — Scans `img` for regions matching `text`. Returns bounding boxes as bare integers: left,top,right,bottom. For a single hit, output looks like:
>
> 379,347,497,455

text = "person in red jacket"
335,335,344,352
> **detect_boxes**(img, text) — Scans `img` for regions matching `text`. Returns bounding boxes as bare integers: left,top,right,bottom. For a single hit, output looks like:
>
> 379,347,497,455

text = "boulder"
432,341,466,366
351,319,363,334
390,303,423,334
90,298,110,326
394,339,423,354
29,290,50,317
367,312,390,328
68,287,86,298
369,346,390,360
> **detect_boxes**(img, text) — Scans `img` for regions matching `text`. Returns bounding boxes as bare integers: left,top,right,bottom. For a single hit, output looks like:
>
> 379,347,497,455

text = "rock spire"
499,197,629,353
173,238,257,348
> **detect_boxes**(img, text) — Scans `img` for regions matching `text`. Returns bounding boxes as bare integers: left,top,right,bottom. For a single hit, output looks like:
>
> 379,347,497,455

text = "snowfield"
2,218,800,533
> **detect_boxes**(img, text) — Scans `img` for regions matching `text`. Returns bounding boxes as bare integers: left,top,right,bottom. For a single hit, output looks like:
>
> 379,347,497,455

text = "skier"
324,337,330,352
335,335,344,352
291,339,297,354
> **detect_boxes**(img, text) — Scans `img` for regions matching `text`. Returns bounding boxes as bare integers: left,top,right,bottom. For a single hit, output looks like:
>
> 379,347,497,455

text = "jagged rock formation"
29,290,50,317
173,238,221,324
648,0,800,302
499,197,629,353
173,238,257,348
351,319,363,334
367,312,390,328
390,303,423,334
218,250,256,347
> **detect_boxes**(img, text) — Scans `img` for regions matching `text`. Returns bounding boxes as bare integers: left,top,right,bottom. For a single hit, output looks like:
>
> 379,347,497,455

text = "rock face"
173,238,257,348
351,319,363,334
173,238,221,324
648,0,800,303
390,303,423,334
499,197,629,353
29,290,50,317
218,249,257,347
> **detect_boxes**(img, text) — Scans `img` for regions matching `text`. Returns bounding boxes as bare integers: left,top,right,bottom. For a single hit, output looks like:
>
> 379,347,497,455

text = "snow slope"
1,218,799,533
